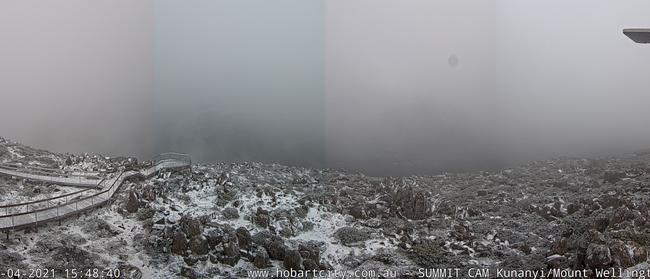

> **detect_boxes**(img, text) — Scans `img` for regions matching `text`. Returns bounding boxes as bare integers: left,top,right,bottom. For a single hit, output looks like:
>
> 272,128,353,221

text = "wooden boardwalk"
0,153,191,232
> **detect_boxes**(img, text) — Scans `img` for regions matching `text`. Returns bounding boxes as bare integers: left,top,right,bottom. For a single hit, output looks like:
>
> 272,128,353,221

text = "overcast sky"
1,0,650,175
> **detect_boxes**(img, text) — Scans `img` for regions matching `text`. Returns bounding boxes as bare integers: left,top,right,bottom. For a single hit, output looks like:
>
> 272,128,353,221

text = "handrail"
2,162,104,174
0,164,103,179
0,176,107,210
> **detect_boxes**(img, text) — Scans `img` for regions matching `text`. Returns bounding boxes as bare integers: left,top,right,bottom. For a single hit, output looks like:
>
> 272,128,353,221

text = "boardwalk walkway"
0,153,191,231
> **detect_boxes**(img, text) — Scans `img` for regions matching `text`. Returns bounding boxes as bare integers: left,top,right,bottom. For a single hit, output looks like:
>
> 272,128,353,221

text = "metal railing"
0,163,104,179
0,153,191,231
0,163,105,187
153,152,191,165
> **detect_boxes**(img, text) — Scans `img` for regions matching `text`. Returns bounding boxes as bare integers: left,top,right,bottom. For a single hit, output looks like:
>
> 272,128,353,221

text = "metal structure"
624,28,650,44
0,154,191,232
0,163,104,188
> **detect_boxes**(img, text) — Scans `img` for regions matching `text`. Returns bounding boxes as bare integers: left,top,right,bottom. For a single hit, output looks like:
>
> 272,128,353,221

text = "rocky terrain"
3,136,650,278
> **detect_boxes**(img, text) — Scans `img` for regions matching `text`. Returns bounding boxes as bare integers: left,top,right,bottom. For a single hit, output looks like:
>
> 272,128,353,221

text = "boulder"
253,247,272,268
254,208,271,228
222,207,240,220
267,240,287,260
171,232,188,256
632,243,648,264
181,216,203,238
189,235,209,255
585,244,612,269
609,241,633,267
126,191,140,213
221,226,240,266
283,249,303,271
298,242,321,264
205,229,223,249
236,227,252,250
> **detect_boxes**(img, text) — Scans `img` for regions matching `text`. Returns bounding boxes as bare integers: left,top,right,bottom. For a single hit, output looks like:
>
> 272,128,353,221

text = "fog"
2,1,650,175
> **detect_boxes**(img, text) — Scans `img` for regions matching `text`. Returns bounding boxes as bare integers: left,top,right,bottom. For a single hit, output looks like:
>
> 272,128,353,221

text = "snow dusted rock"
254,207,271,228
585,243,612,268
632,244,648,264
335,227,371,246
349,205,367,219
253,247,272,268
267,240,287,260
141,184,157,201
180,266,199,279
172,231,188,256
283,249,303,271
609,240,634,267
181,216,203,238
221,239,240,266
205,228,223,249
217,225,240,266
126,191,140,213
222,207,239,219
189,235,209,255
235,227,252,250
117,263,143,279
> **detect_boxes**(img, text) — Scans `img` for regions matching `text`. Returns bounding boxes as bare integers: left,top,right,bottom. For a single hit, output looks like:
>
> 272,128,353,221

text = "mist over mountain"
2,0,650,176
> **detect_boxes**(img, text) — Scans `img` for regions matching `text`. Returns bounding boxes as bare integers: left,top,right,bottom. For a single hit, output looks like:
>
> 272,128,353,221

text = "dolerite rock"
181,216,203,238
303,259,320,270
183,255,200,266
206,229,223,249
222,207,240,219
551,238,569,255
189,235,209,255
236,227,252,250
609,241,634,267
267,240,287,260
255,207,271,228
141,185,157,201
349,206,366,219
334,227,371,246
253,247,272,268
180,266,199,279
632,244,648,264
283,249,303,271
451,223,473,241
298,242,321,264
172,232,188,256
252,230,280,248
593,217,609,232
585,244,612,268
567,203,582,215
222,228,240,266
126,191,140,213
117,262,142,279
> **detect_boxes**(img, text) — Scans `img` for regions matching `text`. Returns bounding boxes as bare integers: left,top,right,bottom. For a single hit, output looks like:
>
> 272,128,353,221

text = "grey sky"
1,1,650,175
